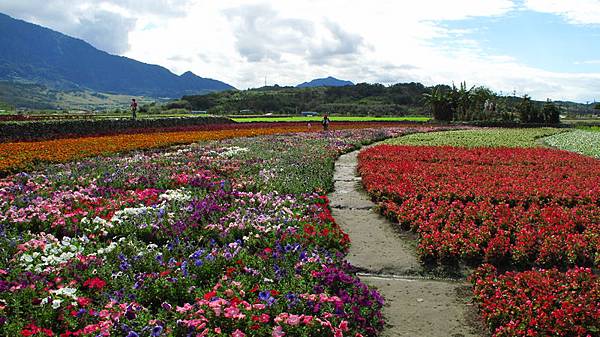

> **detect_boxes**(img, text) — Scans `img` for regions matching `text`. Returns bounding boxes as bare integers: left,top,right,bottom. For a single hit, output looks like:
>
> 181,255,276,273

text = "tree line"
179,81,565,123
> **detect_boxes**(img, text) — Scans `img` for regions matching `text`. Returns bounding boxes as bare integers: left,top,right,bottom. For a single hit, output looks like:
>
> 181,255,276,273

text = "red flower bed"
470,265,599,337
358,145,600,268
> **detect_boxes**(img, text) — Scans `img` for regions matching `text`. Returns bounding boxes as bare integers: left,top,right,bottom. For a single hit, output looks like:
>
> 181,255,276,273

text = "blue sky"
0,0,599,102
439,9,600,75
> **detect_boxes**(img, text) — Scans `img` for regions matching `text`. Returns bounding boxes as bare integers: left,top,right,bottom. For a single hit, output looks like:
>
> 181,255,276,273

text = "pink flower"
231,329,245,337
272,326,285,337
224,306,240,318
339,320,349,332
286,314,301,326
259,314,270,323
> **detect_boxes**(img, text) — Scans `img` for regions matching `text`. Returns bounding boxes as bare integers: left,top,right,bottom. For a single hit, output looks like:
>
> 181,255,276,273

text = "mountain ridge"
0,12,235,98
296,76,354,88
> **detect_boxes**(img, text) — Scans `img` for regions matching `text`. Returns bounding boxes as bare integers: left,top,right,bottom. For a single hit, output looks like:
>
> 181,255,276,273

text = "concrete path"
329,149,482,337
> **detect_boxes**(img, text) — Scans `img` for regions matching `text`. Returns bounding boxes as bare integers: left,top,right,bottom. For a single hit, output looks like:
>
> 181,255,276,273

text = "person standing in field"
130,98,138,120
322,114,330,131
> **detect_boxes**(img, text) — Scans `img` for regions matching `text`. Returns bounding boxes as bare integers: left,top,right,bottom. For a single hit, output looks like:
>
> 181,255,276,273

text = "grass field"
384,128,565,147
231,116,430,123
576,125,600,132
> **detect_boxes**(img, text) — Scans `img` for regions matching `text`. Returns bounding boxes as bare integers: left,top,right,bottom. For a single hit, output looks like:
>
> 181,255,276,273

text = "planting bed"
384,128,563,148
0,126,435,336
0,122,423,175
544,129,600,158
358,142,599,336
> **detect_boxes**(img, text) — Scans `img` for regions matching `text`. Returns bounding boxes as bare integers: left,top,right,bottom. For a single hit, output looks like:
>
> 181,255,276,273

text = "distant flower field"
0,122,423,175
0,126,433,336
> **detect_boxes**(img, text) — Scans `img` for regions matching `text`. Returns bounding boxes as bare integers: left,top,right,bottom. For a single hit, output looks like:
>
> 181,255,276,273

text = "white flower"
159,189,192,202
51,287,78,299
52,299,62,309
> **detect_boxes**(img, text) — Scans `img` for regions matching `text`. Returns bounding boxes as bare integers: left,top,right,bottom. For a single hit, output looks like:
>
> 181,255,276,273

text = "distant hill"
297,76,354,88
0,81,152,110
0,12,235,98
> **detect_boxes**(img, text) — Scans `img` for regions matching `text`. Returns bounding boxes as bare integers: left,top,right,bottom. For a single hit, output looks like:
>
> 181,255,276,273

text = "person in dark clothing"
130,98,138,120
321,114,330,131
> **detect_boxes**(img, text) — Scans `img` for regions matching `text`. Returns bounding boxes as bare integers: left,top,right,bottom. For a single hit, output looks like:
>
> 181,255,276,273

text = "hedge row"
0,116,235,142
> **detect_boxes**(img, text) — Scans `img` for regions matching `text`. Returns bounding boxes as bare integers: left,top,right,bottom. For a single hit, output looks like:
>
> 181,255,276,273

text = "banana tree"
423,86,453,121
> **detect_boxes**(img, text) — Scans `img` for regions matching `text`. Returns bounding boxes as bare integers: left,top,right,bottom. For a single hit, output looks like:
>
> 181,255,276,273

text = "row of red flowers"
358,145,599,336
358,145,600,268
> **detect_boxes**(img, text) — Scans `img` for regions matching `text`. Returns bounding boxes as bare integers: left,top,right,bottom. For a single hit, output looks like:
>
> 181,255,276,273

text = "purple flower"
151,325,163,336
127,331,139,337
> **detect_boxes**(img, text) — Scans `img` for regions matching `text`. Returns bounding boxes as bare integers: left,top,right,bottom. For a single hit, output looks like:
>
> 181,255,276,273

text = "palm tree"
423,86,453,121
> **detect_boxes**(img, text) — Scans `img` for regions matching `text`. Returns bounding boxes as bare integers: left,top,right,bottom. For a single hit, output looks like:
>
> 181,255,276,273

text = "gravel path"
329,149,482,337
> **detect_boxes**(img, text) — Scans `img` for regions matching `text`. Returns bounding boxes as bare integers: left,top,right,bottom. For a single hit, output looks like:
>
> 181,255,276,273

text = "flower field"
0,126,431,336
544,129,600,158
383,128,564,148
0,122,420,175
358,144,600,336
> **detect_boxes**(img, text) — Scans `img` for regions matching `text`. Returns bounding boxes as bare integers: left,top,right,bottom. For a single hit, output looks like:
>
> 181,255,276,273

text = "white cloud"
575,59,600,65
524,0,600,25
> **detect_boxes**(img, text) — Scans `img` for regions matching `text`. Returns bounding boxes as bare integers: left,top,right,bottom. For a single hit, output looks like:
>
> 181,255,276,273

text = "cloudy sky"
1,0,599,102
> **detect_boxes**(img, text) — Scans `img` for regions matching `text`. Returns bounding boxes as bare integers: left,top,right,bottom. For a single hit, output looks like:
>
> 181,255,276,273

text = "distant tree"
540,100,560,124
518,95,537,123
595,103,600,110
166,100,192,111
423,86,453,121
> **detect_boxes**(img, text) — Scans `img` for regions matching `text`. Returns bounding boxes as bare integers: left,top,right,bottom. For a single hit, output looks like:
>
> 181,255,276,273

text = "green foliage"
595,103,600,110
421,82,506,122
0,81,151,110
165,100,192,111
542,100,561,124
518,95,538,123
232,116,430,123
543,130,600,158
576,126,600,132
183,82,429,116
385,128,565,148
0,99,13,112
518,96,561,124
422,86,453,121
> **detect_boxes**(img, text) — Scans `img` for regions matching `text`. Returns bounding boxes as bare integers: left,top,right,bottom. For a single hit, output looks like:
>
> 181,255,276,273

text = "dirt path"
329,149,482,337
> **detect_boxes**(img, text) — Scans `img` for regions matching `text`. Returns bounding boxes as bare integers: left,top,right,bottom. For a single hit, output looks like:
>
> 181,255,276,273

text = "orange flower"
0,123,419,174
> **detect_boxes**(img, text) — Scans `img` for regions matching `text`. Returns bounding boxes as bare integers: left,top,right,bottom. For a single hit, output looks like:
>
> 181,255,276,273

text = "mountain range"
0,12,235,99
296,76,354,88
0,12,358,109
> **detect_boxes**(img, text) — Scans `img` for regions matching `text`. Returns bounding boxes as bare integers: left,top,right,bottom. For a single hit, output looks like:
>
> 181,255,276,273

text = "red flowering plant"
470,264,599,337
359,145,600,269
359,145,600,336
